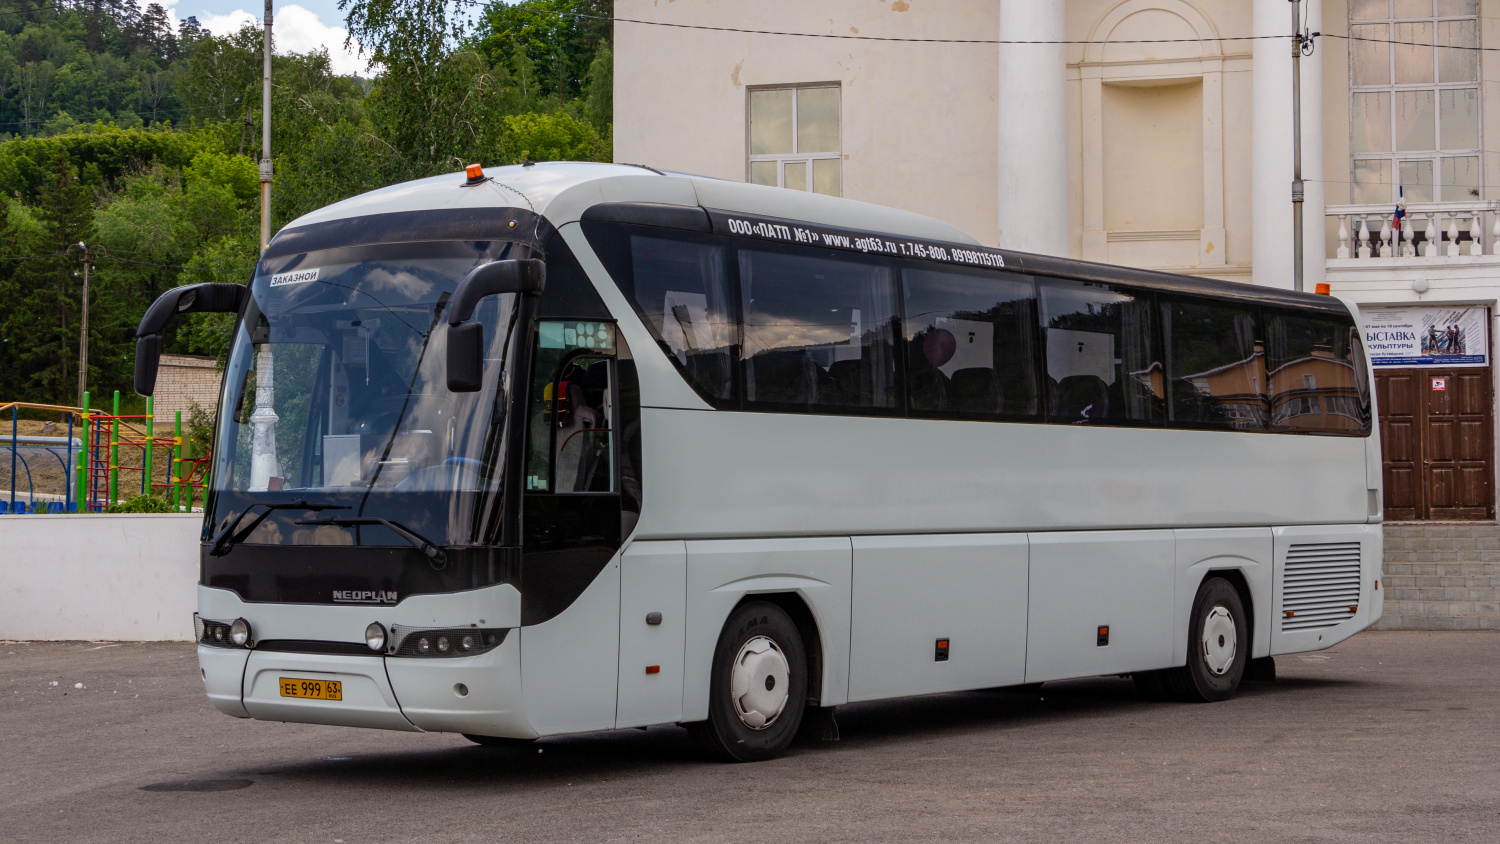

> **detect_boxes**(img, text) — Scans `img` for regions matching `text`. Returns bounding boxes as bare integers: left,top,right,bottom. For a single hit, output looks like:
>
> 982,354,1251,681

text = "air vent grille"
1281,542,1362,631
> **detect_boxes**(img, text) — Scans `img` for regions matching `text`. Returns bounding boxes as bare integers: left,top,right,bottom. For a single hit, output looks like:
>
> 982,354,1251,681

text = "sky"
160,0,368,75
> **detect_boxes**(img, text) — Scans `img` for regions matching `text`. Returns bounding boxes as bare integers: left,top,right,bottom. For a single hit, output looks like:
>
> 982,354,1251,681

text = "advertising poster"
1361,305,1490,368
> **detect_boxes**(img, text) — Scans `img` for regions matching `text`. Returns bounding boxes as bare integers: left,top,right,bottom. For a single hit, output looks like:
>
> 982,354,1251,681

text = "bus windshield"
208,240,523,549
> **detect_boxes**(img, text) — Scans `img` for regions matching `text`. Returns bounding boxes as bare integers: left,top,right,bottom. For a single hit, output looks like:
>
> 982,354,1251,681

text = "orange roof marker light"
464,163,486,186
1315,282,1331,295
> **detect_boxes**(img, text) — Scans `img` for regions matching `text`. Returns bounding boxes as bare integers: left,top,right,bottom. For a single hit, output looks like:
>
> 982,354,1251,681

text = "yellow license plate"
279,677,342,701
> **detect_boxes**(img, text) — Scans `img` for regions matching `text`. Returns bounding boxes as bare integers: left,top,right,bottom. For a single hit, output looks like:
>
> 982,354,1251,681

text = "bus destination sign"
708,210,1010,270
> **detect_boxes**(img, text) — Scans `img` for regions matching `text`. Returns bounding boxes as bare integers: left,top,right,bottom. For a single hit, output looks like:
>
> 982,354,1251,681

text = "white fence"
0,514,200,641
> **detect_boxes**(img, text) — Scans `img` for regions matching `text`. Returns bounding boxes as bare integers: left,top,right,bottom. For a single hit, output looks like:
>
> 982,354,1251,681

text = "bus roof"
279,161,1349,317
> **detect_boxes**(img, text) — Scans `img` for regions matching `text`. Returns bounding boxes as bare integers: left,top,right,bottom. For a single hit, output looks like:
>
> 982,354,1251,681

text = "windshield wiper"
208,499,350,557
295,517,448,568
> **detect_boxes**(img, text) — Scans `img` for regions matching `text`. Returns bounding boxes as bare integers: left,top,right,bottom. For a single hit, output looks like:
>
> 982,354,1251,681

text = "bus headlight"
229,618,252,647
365,622,388,652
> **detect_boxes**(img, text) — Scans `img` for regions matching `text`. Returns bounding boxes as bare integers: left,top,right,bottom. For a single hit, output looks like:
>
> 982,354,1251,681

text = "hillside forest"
0,0,613,410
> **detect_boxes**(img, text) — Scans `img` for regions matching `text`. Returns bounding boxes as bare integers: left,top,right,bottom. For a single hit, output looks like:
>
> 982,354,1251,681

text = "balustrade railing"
1328,202,1500,259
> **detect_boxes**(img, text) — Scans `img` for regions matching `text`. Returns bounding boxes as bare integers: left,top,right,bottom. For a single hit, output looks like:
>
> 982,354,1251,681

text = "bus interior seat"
948,367,1004,415
750,350,819,406
907,353,949,412
1054,375,1110,423
555,382,603,491
825,359,865,406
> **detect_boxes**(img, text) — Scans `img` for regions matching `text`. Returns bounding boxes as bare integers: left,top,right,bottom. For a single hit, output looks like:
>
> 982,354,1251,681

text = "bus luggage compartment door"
848,534,1029,701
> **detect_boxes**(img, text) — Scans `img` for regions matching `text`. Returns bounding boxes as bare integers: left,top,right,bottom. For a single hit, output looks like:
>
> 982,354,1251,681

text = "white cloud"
191,5,368,77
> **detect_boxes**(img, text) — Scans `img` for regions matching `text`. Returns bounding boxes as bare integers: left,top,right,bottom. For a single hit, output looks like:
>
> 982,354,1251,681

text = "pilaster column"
998,0,1068,255
1253,0,1324,290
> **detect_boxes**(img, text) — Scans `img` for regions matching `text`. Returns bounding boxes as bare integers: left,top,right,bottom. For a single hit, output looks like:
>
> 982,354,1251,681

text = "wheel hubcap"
730,636,790,729
1201,606,1237,676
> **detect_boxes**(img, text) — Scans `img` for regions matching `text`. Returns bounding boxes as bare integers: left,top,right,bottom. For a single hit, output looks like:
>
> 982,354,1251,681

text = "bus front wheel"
689,601,808,762
1135,576,1248,703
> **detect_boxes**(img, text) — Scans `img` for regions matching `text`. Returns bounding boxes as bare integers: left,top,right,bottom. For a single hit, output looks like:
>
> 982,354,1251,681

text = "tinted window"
1265,312,1372,434
587,225,736,404
903,266,1039,418
1038,279,1163,425
739,247,899,412
1163,299,1267,431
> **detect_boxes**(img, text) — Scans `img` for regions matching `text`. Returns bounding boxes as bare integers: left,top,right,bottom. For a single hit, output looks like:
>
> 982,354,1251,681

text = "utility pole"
248,0,279,492
1289,0,1314,293
73,241,90,407
259,0,273,252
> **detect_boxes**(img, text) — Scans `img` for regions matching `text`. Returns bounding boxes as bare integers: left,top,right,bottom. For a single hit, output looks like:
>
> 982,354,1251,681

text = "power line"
489,5,1500,53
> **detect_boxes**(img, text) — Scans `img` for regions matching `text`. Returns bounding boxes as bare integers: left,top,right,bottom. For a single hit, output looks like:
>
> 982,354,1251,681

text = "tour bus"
135,162,1382,762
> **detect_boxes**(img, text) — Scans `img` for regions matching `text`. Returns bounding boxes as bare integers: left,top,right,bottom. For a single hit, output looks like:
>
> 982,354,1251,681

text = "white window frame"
746,83,842,195
1348,2,1482,203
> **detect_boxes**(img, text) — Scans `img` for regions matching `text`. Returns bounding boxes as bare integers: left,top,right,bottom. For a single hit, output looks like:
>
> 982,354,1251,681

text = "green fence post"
77,392,90,512
173,410,183,511
144,396,154,499
109,390,120,506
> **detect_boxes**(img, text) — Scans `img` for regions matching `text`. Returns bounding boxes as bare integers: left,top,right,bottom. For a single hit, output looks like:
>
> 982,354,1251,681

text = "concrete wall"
0,514,200,641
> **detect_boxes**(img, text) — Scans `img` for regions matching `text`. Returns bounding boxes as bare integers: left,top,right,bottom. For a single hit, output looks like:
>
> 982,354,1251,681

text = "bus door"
519,321,627,734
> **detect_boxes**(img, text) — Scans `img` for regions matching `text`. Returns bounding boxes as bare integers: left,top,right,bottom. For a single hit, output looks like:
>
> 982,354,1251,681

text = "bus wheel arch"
689,598,811,761
1204,567,1256,652
737,592,825,708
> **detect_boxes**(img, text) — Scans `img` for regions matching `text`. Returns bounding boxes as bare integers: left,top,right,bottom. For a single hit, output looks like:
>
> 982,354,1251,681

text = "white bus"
135,162,1382,762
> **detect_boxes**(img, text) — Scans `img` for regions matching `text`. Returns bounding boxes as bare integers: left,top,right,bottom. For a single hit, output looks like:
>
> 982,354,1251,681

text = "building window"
748,86,841,196
1350,0,1480,204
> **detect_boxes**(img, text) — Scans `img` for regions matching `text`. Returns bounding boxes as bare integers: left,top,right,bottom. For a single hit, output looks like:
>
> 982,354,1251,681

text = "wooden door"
1375,368,1494,521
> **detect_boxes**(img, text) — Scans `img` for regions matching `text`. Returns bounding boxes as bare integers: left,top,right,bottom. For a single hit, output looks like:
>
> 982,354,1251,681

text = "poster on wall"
1361,306,1490,368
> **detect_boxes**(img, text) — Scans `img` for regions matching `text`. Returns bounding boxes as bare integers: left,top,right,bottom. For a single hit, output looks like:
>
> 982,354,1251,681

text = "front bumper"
196,582,533,737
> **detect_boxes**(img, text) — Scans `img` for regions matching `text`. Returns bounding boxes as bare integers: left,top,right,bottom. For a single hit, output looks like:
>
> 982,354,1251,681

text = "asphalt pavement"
1,631,1496,843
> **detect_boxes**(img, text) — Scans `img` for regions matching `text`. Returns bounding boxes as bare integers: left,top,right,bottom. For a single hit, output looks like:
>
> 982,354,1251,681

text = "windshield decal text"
270,268,320,287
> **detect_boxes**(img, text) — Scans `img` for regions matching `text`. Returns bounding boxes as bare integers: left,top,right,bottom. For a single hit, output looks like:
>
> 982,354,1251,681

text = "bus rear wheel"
1136,576,1248,702
688,601,808,762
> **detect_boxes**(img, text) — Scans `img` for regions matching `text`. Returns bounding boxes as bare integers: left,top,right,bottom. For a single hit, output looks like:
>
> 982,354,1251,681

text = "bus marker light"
1315,283,1331,295
1096,626,1110,647
935,639,950,662
464,164,486,185
646,665,661,675
1284,610,1295,618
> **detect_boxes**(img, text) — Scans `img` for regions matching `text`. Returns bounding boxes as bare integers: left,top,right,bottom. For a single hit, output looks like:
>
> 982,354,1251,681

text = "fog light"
460,635,474,651
213,626,225,642
436,636,451,654
193,613,205,642
229,618,251,647
418,637,431,654
365,622,387,652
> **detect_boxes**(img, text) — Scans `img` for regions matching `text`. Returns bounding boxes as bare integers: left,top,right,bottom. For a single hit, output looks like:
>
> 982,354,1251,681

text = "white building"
614,0,1499,522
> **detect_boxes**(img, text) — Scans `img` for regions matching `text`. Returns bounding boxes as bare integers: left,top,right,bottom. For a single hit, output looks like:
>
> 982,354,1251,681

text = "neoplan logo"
332,590,398,604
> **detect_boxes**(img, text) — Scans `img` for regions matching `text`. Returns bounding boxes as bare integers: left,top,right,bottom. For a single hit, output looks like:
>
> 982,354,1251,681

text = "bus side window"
585,224,737,405
739,246,899,413
1162,298,1268,431
1037,279,1163,425
1264,312,1371,435
902,265,1039,419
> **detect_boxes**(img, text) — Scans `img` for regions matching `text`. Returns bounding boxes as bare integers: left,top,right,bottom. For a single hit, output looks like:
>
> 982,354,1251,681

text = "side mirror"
134,283,249,396
447,259,545,392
